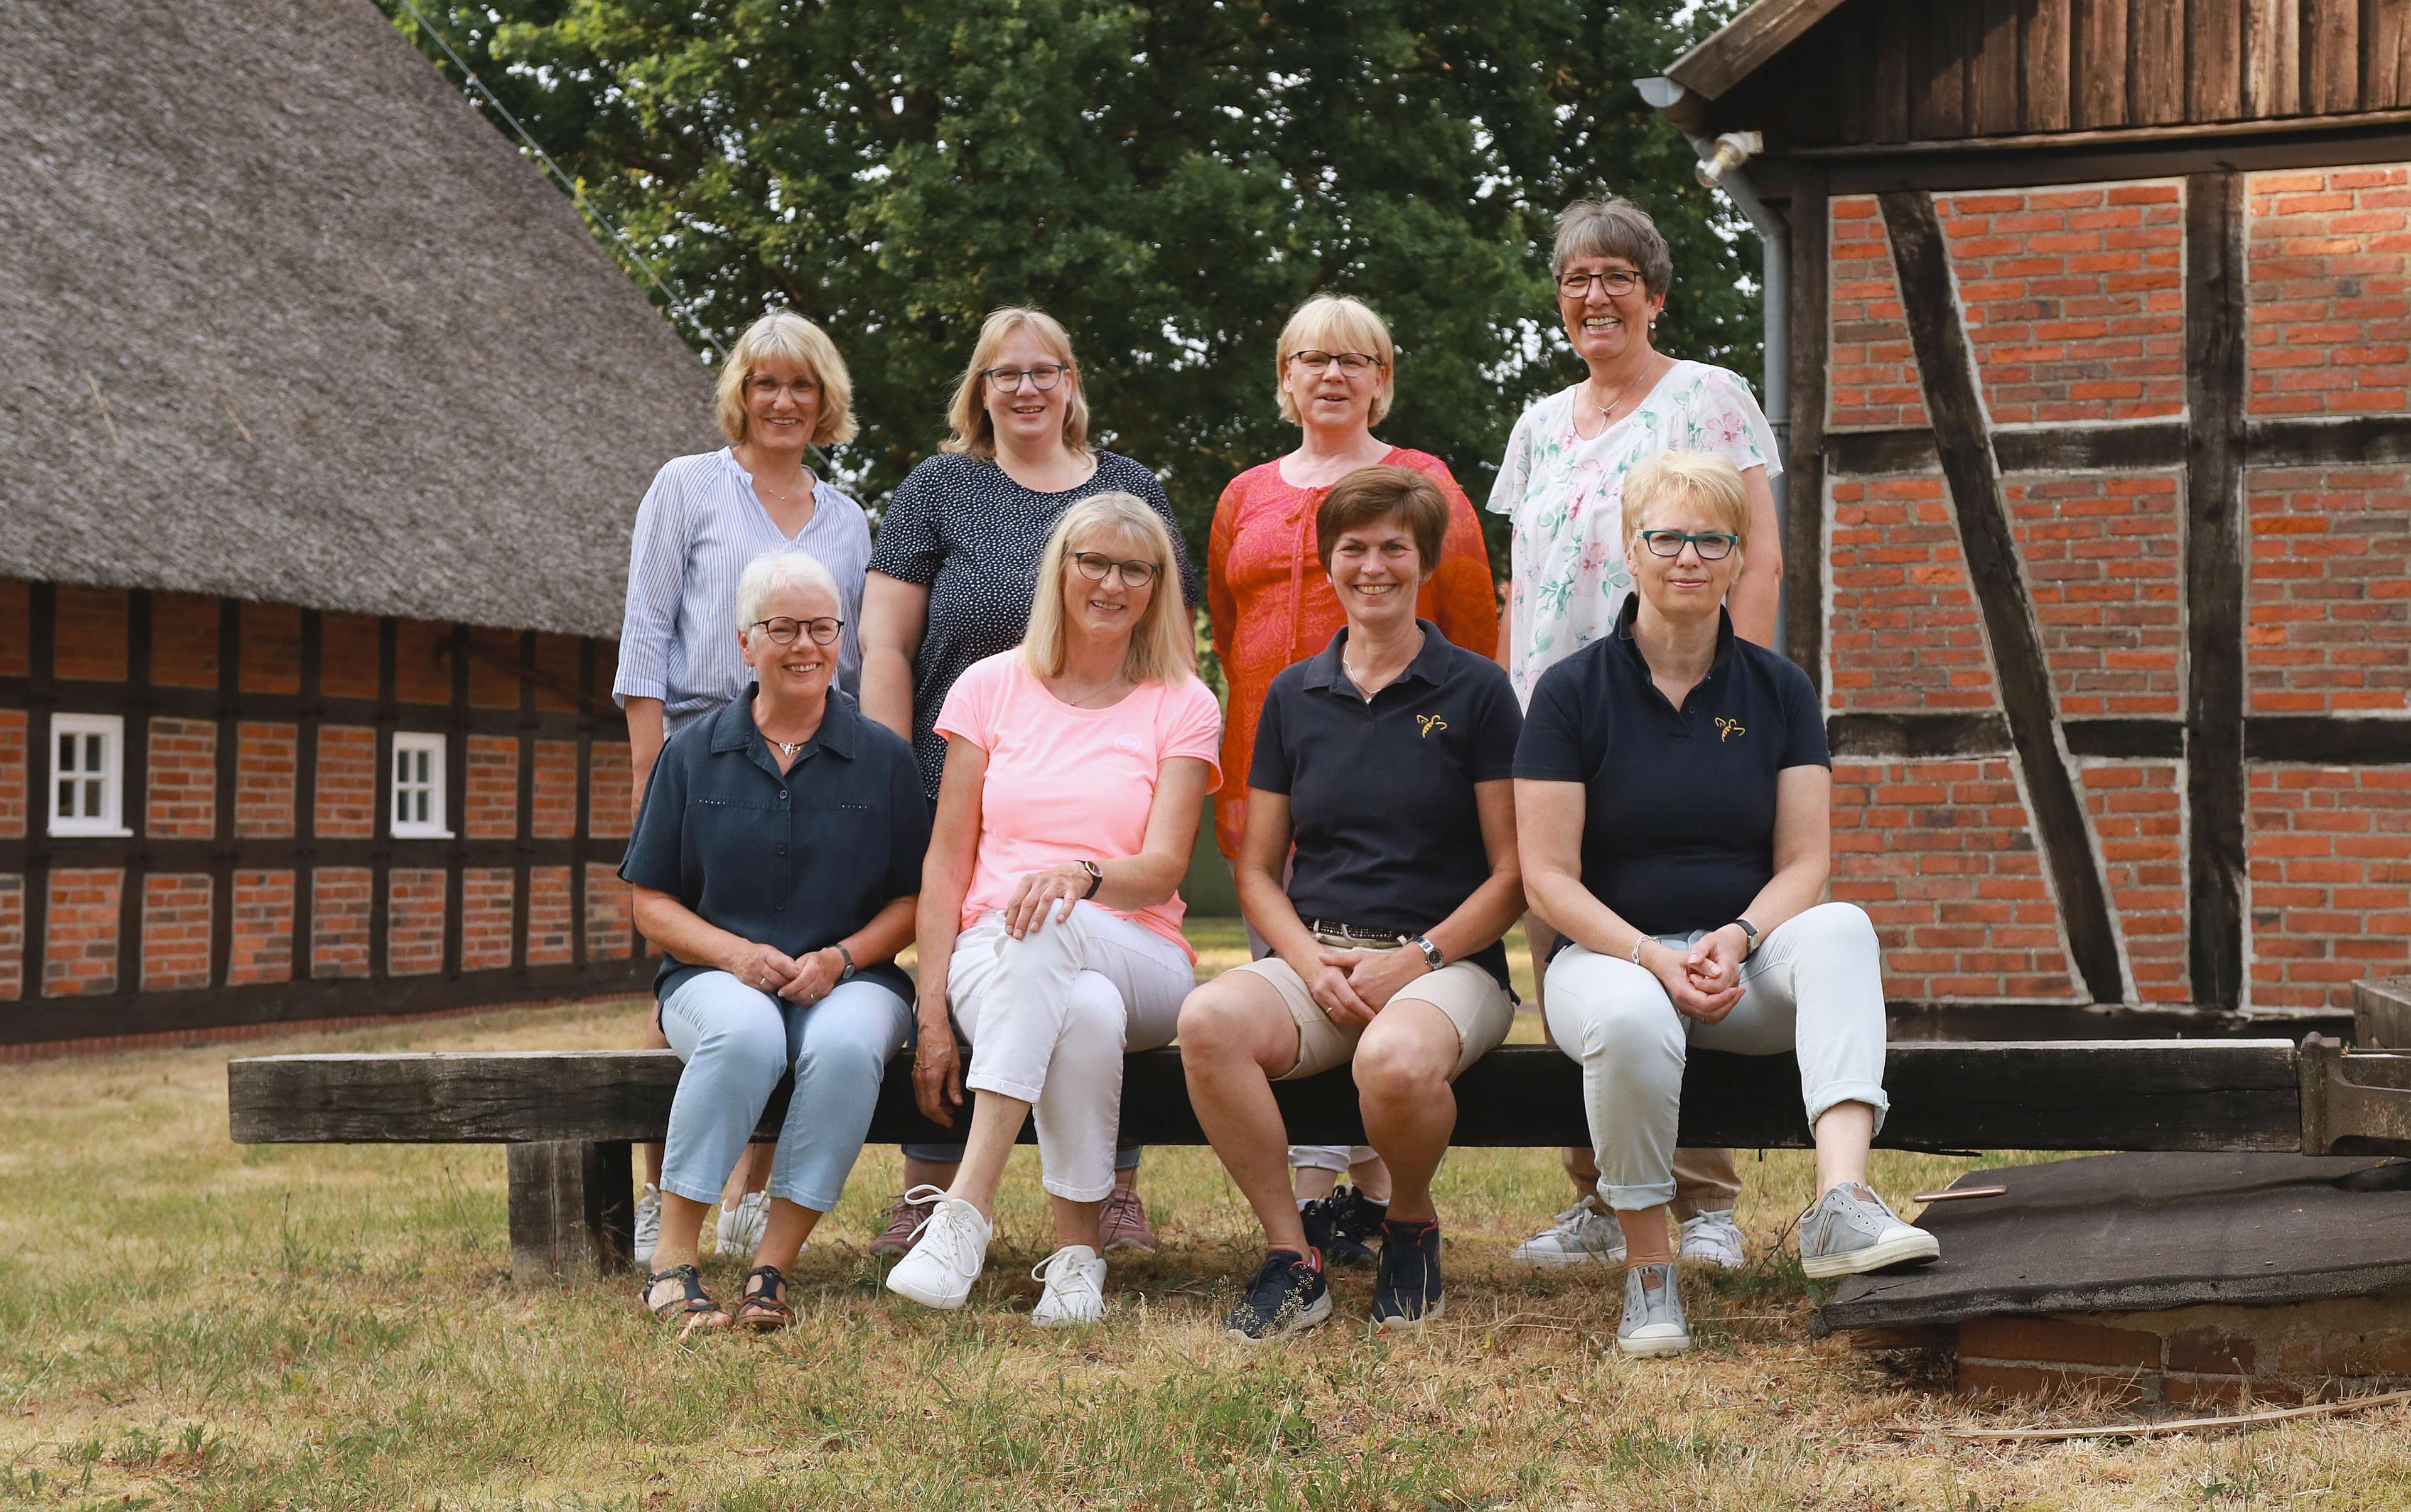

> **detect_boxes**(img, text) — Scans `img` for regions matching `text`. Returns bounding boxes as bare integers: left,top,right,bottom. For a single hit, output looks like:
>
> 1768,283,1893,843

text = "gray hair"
1551,197,1673,294
735,548,841,645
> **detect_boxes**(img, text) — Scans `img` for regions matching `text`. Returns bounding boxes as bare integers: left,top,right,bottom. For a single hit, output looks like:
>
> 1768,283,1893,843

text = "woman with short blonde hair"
858,306,1196,1256
1204,291,1499,1253
612,307,880,1265
885,500,1222,1327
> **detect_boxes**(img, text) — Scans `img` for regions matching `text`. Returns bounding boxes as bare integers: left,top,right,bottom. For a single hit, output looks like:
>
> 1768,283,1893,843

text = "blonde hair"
1275,294,1396,426
1020,493,1192,686
715,311,859,446
1622,451,1750,567
941,307,1092,459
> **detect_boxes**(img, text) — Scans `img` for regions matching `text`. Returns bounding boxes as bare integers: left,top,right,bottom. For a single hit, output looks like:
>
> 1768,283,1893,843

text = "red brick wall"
2245,465,2411,713
2247,166,2411,417
2005,472,2183,717
2248,766,2411,1012
0,581,642,1040
1826,475,1995,712
1828,196,1928,428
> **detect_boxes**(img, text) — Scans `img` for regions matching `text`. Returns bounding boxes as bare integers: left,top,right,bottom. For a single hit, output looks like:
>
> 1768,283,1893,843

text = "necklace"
768,737,808,758
1342,629,1423,696
742,450,814,506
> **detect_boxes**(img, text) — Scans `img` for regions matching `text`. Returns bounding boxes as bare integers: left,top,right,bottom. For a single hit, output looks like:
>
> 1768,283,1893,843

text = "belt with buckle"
1303,918,1404,946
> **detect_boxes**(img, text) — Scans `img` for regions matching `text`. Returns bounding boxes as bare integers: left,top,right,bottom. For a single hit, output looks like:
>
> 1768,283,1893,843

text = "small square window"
390,732,454,840
48,713,131,837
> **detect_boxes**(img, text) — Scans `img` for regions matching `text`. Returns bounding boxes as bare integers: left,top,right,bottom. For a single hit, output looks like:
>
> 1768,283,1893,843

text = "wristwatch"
832,943,858,982
1405,934,1445,973
1726,918,1760,959
1078,860,1104,899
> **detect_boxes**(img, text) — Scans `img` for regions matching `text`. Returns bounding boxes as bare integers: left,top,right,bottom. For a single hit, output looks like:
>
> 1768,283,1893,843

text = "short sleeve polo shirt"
1512,595,1828,939
1250,619,1523,987
619,686,931,1006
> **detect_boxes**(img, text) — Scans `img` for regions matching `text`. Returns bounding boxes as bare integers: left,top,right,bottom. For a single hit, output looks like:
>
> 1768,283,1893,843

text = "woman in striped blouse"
612,309,878,1265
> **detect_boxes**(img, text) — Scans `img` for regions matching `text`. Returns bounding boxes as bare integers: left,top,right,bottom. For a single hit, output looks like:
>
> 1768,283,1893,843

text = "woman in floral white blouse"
1489,196,1783,1276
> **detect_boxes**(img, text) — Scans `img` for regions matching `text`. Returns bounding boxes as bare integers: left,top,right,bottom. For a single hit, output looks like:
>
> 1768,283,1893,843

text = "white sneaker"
1029,1245,1108,1328
1615,1261,1693,1358
884,1185,993,1310
1678,1208,1747,1270
1511,1194,1626,1267
715,1189,771,1256
633,1182,662,1266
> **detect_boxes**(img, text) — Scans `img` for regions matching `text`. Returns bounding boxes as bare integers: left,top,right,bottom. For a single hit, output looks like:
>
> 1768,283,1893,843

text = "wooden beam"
208,598,240,988
506,1139,632,1283
1788,167,1831,690
2022,0,2076,132
2073,0,2130,127
2245,0,2304,116
1664,0,1852,100
2186,170,2250,1013
1880,190,2127,1005
117,589,151,998
23,583,56,1001
294,609,320,985
2189,0,2247,121
1829,711,2013,759
1823,122,2411,193
2063,718,2186,759
2248,716,2411,764
1830,711,2411,765
225,1040,2312,1155
1826,416,2411,478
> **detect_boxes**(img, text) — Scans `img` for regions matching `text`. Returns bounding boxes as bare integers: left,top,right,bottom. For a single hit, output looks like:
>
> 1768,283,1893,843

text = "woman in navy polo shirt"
1180,466,1525,1341
620,549,929,1334
1513,451,1938,1361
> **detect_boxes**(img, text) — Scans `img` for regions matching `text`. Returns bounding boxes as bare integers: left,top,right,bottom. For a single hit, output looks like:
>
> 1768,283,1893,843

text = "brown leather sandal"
639,1263,728,1332
733,1265,794,1332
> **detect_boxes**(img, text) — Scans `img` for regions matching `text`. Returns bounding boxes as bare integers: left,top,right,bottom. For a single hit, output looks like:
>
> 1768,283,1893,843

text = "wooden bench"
229,1034,2411,1281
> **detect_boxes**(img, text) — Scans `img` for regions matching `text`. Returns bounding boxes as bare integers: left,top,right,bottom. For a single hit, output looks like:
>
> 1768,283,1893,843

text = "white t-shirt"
1486,361,1781,706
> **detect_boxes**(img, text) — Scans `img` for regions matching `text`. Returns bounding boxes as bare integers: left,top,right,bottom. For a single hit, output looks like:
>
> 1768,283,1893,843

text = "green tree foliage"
382,0,1756,562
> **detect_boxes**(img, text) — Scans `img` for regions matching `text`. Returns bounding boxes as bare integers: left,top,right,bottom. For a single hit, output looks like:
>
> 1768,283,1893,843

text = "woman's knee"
1548,966,1676,1061
1789,901,1881,961
1352,1017,1453,1105
1177,981,1276,1064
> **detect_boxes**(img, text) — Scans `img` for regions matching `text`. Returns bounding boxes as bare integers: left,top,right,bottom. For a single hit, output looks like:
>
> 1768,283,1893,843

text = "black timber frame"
7,598,650,1047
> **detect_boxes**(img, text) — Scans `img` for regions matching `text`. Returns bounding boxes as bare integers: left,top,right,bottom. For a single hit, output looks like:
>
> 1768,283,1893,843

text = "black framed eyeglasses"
1287,350,1383,374
1637,529,1739,561
1560,269,1644,298
1069,551,1162,589
750,615,844,646
982,363,1069,391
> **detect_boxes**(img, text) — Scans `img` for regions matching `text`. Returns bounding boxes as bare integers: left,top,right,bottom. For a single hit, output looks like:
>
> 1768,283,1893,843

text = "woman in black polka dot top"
861,306,1197,804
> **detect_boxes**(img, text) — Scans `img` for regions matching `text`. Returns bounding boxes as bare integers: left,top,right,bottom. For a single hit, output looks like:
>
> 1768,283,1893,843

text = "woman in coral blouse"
1204,293,1497,1247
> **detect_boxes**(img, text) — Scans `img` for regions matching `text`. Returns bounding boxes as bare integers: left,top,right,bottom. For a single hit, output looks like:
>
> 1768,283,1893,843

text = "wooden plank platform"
229,1040,2309,1153
1818,1152,2411,1334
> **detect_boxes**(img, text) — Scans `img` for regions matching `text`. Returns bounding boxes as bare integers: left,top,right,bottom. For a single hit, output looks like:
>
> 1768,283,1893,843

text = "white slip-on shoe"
633,1182,662,1266
1029,1245,1108,1328
1614,1261,1693,1358
883,1185,994,1310
1511,1194,1627,1267
1677,1208,1747,1271
1798,1182,1941,1280
715,1189,770,1256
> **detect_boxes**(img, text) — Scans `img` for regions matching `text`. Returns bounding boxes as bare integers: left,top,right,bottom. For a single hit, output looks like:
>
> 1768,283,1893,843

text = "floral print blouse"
1486,361,1780,706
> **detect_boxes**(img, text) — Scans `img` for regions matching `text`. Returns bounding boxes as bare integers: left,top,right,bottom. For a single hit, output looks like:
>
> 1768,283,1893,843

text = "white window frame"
48,713,131,838
389,732,455,840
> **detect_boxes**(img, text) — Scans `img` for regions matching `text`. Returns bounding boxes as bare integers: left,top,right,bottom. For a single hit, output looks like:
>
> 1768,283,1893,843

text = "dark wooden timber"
507,1139,632,1283
1827,712,2405,765
208,599,241,987
369,617,397,978
2248,718,2411,764
442,624,469,981
0,674,595,737
226,1040,2309,1155
1881,189,2125,1005
571,639,596,968
116,590,152,996
2185,170,2249,1013
2062,718,2186,759
1824,416,2411,482
512,631,538,978
294,610,320,982
2245,414,2411,467
1786,165,1831,689
1824,126,2411,193
22,583,57,1000
1827,711,2011,759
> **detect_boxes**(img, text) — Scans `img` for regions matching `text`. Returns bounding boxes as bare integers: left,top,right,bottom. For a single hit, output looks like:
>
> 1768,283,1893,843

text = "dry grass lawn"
4,924,2408,1509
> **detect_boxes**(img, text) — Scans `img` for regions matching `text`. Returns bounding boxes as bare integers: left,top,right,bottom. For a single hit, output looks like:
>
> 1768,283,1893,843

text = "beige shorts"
1226,942,1516,1082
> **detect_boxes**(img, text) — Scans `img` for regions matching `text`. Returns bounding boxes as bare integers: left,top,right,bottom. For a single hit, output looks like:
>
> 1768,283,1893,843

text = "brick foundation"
1937,1295,2411,1406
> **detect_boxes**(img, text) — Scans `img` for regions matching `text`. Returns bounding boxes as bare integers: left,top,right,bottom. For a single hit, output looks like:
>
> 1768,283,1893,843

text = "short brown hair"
1316,465,1448,576
1551,197,1673,296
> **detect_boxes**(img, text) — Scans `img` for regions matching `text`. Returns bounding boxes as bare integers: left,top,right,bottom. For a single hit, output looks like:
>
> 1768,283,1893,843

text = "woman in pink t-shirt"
886,493,1221,1327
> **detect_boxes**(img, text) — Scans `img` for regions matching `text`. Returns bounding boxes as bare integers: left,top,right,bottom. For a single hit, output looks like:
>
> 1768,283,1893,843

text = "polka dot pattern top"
868,451,1199,799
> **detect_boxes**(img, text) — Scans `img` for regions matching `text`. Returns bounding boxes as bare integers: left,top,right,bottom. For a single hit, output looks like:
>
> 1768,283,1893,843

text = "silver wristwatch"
1406,934,1445,972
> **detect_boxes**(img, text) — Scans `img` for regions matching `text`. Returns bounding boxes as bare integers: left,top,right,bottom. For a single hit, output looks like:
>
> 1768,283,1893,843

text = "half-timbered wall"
0,578,650,1052
1792,158,2411,1018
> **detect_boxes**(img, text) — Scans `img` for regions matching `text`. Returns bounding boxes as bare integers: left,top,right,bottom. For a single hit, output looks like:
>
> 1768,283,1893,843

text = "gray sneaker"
1798,1182,1941,1280
633,1182,662,1266
1615,1261,1691,1358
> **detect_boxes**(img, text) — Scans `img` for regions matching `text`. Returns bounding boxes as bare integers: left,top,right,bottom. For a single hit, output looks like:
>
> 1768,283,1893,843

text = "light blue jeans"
659,970,912,1214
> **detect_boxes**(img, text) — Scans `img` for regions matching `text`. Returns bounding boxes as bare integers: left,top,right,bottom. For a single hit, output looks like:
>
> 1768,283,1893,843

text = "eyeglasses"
748,375,820,401
1637,529,1739,561
1288,350,1383,374
982,363,1069,391
1069,551,1162,589
750,615,844,645
1559,269,1644,298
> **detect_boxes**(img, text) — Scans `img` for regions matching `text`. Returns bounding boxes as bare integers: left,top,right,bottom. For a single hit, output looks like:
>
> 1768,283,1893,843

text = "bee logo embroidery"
1416,714,1448,739
1715,716,1745,743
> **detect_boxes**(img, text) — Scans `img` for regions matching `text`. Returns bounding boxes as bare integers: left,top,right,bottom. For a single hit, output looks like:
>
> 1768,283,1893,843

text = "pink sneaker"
1098,1187,1158,1255
869,1190,938,1258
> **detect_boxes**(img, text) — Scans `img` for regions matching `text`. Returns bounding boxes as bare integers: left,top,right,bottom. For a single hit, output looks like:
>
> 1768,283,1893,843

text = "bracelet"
1079,860,1104,899
1629,936,1648,966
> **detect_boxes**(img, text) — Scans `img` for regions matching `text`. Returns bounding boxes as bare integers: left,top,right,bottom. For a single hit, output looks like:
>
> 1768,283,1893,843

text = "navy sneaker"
1300,1184,1388,1268
1222,1249,1332,1342
1370,1218,1445,1331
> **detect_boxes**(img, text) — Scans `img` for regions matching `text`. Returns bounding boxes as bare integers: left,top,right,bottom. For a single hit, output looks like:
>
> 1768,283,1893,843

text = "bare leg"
905,1155,961,1190
1562,1144,1602,1204
1113,1160,1140,1195
753,1199,820,1270
1293,1165,1340,1202
1352,1002,1460,1224
1813,1101,1877,1194
723,1142,774,1207
1178,975,1309,1253
949,1091,1031,1219
1616,1204,1675,1266
1050,1195,1105,1251
1349,1155,1393,1202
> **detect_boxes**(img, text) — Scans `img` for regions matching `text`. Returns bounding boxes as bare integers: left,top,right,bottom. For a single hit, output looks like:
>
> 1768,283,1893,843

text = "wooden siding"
1719,0,2411,149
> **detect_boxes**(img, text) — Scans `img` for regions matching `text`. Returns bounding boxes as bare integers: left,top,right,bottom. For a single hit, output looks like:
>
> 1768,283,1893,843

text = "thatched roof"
0,0,718,639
